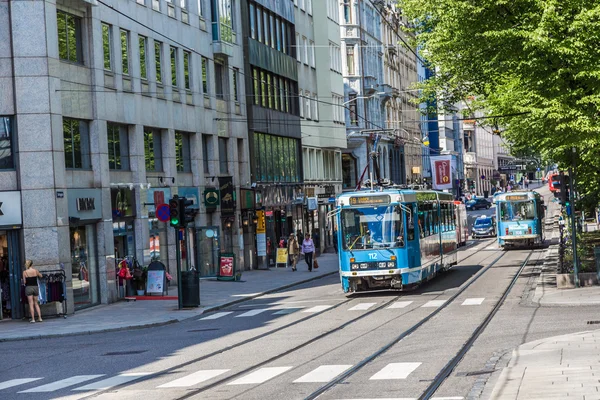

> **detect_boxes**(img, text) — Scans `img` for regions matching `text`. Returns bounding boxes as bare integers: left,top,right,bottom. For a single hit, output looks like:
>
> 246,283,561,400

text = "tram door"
405,203,420,269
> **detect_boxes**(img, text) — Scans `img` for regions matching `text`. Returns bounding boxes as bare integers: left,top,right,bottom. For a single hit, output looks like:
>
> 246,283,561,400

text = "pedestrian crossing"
0,362,450,394
195,298,488,321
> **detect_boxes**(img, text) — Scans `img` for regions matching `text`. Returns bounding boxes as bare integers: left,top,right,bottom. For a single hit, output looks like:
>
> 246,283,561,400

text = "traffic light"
559,173,570,205
169,196,181,227
179,197,197,227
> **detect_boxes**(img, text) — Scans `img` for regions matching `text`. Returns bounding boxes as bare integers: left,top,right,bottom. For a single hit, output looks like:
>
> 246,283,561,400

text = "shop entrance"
70,225,100,310
196,227,220,277
0,230,22,320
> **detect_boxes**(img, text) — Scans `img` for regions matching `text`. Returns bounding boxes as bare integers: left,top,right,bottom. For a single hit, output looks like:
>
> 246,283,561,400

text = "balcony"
464,152,477,166
342,26,360,41
363,76,378,95
379,83,394,102
211,16,235,57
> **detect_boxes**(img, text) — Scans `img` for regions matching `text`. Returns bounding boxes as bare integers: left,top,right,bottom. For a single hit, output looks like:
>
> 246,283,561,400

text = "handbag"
133,268,143,278
313,259,319,269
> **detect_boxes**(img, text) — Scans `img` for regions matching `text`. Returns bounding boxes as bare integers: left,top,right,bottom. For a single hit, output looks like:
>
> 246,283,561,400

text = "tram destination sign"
349,195,391,206
505,195,529,201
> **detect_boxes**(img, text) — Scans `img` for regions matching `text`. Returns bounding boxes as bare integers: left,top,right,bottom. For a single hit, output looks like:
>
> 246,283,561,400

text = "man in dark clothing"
333,230,338,254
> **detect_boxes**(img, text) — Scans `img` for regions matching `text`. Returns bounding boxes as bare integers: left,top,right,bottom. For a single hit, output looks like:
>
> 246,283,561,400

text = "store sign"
256,210,266,234
178,187,200,209
146,188,171,214
219,177,235,216
430,155,454,190
68,189,103,221
111,188,136,219
240,189,255,210
307,197,318,211
0,191,22,226
203,188,219,209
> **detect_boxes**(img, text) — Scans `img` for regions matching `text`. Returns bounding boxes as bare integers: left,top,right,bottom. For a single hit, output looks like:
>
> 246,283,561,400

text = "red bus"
548,173,560,192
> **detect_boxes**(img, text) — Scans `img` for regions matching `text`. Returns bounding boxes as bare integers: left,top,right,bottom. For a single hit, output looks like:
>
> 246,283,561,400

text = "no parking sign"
156,203,171,222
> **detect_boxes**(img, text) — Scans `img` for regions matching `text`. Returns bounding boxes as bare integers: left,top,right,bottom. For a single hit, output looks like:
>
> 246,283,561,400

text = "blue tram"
335,189,458,293
494,191,545,248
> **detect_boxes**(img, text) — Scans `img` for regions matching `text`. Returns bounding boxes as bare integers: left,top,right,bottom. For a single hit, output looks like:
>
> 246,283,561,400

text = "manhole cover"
103,350,148,356
188,328,220,333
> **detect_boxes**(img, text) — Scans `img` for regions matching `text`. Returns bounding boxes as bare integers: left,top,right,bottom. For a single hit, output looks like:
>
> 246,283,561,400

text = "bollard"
595,247,600,284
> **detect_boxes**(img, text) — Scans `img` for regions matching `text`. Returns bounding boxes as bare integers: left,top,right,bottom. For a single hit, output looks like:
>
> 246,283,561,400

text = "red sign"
219,255,234,277
156,204,170,222
434,160,451,185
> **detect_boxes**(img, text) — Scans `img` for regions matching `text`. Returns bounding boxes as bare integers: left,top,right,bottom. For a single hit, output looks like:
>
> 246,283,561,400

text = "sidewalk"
0,253,339,342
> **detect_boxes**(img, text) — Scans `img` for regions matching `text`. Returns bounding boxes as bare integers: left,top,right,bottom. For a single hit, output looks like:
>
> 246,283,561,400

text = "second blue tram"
335,189,458,293
494,191,545,248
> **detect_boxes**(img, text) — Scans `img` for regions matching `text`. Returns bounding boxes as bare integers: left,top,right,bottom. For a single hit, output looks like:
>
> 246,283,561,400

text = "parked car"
466,198,491,210
472,216,497,238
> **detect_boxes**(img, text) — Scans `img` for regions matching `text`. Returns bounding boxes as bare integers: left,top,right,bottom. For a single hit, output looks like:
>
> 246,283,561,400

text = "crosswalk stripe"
333,398,462,400
157,369,230,388
369,362,422,380
235,309,270,317
0,378,43,391
199,312,233,320
294,365,353,383
73,372,151,391
462,298,485,306
273,308,303,315
20,375,105,393
348,303,376,311
422,300,446,308
302,305,333,313
386,301,413,309
227,367,293,385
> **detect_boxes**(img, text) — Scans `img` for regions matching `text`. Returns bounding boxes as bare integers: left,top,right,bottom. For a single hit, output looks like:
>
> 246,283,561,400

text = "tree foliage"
399,0,600,203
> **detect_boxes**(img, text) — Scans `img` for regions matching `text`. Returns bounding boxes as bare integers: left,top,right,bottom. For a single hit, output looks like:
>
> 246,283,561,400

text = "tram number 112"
368,253,378,260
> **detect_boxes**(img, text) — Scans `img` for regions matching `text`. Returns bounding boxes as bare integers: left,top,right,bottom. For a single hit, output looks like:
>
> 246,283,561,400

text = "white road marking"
302,305,333,313
227,367,293,385
157,369,230,388
422,300,446,308
333,398,462,400
0,378,43,390
486,245,496,250
348,303,376,311
235,309,270,317
273,308,303,315
369,362,422,380
20,375,105,393
386,301,413,309
73,373,151,391
462,298,485,306
199,312,233,320
294,365,353,383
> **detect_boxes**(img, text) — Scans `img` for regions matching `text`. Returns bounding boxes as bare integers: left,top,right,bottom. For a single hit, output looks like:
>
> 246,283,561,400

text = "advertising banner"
257,233,267,257
219,177,235,216
146,270,164,294
219,255,234,277
430,156,454,190
276,248,288,265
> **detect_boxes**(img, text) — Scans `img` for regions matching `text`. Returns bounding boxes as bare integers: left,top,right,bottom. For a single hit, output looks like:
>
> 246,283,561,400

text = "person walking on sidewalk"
302,234,315,272
22,260,42,323
287,233,299,271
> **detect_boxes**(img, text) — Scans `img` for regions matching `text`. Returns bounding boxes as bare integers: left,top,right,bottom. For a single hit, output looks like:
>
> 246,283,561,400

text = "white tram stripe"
199,312,233,320
235,309,270,317
293,365,353,383
369,362,421,380
302,305,333,313
157,369,230,388
73,372,151,391
227,367,293,385
20,375,105,393
348,303,376,311
0,378,43,391
421,300,446,308
462,298,485,306
386,301,413,309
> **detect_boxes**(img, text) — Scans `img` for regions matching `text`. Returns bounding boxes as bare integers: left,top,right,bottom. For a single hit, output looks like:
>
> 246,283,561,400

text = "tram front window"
500,201,536,221
341,206,405,250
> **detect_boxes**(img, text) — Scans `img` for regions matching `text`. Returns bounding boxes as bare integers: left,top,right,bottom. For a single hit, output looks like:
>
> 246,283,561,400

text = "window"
213,0,234,43
312,93,319,121
260,71,267,107
198,0,204,16
139,36,148,79
256,7,263,43
346,46,355,74
275,17,281,51
281,19,287,54
343,0,352,24
249,3,256,39
215,62,225,100
295,33,300,61
309,40,315,67
327,0,339,23
252,68,260,105
263,10,269,47
202,134,211,173
302,36,308,64
175,132,192,172
202,57,208,94
305,92,311,120
120,30,130,75
107,123,130,170
330,42,341,73
299,90,304,118
266,74,272,108
102,23,112,71
0,117,15,169
154,41,163,83
232,68,239,102
183,51,191,90
269,14,275,49
57,10,83,64
218,137,228,174
253,133,300,183
307,0,312,15
144,128,163,172
170,46,177,86
63,118,91,169
348,93,358,125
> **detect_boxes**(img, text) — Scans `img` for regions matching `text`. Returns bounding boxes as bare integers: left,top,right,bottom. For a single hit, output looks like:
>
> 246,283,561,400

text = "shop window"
0,117,15,169
175,131,192,172
218,137,228,174
63,118,91,169
57,10,83,64
144,128,163,172
70,225,99,310
107,123,130,170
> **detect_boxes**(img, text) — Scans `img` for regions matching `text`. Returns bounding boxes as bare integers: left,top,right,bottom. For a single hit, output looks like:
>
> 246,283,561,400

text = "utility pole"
570,146,579,288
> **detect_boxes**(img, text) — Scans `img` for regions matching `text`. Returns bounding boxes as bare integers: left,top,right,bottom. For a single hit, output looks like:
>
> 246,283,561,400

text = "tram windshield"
341,206,405,250
499,201,536,221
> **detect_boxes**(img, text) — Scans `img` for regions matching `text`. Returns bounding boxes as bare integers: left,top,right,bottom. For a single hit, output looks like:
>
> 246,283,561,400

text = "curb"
0,269,338,343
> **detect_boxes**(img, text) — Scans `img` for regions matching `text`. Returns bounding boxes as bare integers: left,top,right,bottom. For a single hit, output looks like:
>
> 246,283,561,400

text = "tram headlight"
360,263,368,269
378,262,387,269
351,263,359,270
387,261,396,268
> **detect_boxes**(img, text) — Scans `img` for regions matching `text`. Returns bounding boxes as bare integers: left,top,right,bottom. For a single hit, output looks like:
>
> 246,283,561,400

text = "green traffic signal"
170,216,180,226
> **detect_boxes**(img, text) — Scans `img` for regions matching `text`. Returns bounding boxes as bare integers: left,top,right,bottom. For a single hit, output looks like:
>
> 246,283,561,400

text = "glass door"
196,227,220,277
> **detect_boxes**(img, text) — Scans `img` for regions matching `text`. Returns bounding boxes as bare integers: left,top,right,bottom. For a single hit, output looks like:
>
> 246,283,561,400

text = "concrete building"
463,112,494,196
493,134,516,187
0,0,249,318
296,0,346,253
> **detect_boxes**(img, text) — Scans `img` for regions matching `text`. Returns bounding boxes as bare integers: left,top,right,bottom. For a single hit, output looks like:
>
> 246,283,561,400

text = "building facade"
1,0,250,318
463,112,494,196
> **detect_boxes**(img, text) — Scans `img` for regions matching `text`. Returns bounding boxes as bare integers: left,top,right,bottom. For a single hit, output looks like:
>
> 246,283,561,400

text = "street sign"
156,203,170,222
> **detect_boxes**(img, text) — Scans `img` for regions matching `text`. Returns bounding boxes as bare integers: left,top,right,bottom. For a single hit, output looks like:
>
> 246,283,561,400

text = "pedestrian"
22,260,42,323
301,233,315,272
312,229,320,255
333,229,338,254
287,233,299,271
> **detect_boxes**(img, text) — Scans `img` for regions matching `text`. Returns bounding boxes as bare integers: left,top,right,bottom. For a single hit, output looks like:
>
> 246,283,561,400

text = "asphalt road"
2,223,598,399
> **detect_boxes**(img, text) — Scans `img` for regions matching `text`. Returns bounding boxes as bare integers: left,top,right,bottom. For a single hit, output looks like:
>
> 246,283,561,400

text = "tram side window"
407,204,415,241
433,204,439,234
418,205,426,238
440,203,447,232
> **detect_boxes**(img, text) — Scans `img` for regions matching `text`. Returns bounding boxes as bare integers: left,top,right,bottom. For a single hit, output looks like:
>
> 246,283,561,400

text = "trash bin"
180,270,199,307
